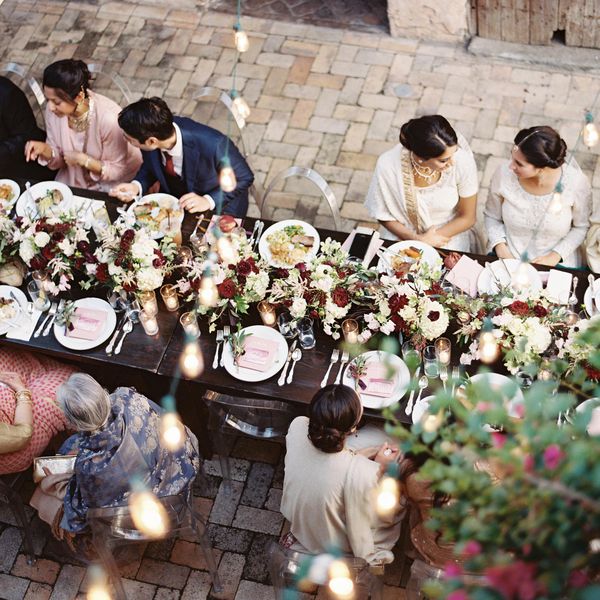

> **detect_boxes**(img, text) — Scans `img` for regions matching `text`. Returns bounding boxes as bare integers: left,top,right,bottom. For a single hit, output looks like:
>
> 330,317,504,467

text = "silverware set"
213,325,230,368
105,316,134,355
320,348,339,387
278,340,298,386
34,301,59,338
248,220,264,250
334,351,350,384
405,365,421,416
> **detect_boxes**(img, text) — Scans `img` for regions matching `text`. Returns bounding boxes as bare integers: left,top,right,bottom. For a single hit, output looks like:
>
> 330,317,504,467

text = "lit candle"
435,337,451,366
564,311,579,326
177,246,192,265
140,309,159,335
138,290,158,316
180,311,200,338
342,318,359,344
257,301,276,326
160,285,179,311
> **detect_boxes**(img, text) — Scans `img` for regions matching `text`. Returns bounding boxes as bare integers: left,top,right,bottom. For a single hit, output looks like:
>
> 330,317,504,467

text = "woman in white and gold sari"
365,115,479,251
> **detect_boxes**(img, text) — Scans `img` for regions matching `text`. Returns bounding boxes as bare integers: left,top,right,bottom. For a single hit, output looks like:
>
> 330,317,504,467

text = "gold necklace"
68,99,91,133
410,152,439,183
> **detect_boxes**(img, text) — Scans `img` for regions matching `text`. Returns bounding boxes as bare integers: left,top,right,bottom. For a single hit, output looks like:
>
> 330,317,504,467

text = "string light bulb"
219,157,237,192
548,181,563,214
233,26,249,53
87,566,112,600
216,235,237,263
583,111,599,148
328,560,354,598
129,482,168,539
159,394,186,451
479,319,499,364
231,90,251,120
511,257,532,291
179,338,204,378
198,267,218,307
375,465,399,516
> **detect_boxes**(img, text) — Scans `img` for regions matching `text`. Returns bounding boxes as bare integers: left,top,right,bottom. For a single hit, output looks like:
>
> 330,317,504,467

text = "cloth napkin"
445,255,484,297
236,336,276,372
6,308,43,341
71,195,109,230
362,363,396,398
544,269,572,304
67,307,107,340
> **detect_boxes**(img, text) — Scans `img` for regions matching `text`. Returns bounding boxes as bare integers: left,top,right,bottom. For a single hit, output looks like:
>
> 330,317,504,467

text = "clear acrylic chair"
0,470,36,565
0,62,46,129
88,490,222,599
268,541,384,600
87,63,133,107
203,390,300,493
260,165,342,231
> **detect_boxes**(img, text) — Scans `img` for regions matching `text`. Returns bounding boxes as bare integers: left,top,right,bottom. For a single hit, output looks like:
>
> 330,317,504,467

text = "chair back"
87,63,133,107
204,390,300,440
260,166,342,231
0,63,45,128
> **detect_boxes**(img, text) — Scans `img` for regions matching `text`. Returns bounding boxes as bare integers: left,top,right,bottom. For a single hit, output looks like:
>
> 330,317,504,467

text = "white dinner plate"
342,350,410,409
127,193,184,240
467,372,524,419
0,179,20,214
376,240,442,274
412,394,435,425
15,181,73,218
583,279,600,316
258,219,320,268
576,398,600,436
477,259,542,295
222,325,287,382
0,286,28,335
53,298,116,350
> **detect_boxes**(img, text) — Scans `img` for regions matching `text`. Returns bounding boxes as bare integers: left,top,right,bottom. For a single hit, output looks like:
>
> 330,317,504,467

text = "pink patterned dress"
0,349,75,474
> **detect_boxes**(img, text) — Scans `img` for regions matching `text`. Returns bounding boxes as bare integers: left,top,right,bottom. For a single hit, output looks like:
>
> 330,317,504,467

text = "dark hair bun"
514,126,567,169
399,114,458,160
308,423,346,453
42,59,93,100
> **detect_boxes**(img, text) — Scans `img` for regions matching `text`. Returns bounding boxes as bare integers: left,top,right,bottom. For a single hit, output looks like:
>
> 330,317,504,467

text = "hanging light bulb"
511,257,532,292
233,26,249,52
232,94,251,120
159,394,186,451
375,472,399,516
328,559,354,599
87,566,112,600
479,327,499,364
583,111,599,148
179,338,204,378
216,234,237,263
219,157,237,192
548,181,563,215
198,267,218,307
129,483,168,539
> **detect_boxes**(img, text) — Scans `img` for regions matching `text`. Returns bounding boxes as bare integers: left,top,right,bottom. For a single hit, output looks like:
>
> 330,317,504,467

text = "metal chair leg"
92,528,126,600
191,509,223,593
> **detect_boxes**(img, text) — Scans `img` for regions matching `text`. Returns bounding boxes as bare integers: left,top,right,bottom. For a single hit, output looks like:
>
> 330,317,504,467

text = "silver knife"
248,220,260,246
105,314,126,354
253,221,264,250
277,339,298,386
405,365,421,415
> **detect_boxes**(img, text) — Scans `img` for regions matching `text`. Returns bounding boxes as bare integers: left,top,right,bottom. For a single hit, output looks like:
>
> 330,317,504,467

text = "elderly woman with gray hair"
31,373,199,539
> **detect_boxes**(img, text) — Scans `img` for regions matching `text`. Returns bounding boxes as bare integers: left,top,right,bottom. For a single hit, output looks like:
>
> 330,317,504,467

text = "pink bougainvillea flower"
523,454,535,473
444,563,463,579
447,591,469,600
464,540,482,557
568,569,589,589
485,561,541,600
491,432,507,448
543,444,564,470
476,401,492,412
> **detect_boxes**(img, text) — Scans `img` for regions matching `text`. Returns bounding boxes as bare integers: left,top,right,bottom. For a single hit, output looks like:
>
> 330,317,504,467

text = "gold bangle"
84,156,91,170
15,390,32,402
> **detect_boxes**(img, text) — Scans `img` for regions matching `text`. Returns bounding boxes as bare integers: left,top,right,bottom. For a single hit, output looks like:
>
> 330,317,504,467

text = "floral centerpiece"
175,237,270,331
267,238,372,340
82,222,176,294
15,212,89,294
558,316,600,384
0,214,25,286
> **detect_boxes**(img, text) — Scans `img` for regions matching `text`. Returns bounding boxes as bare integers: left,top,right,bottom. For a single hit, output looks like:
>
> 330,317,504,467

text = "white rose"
34,231,51,247
57,238,75,257
18,240,35,265
290,297,307,319
313,276,333,293
137,267,163,291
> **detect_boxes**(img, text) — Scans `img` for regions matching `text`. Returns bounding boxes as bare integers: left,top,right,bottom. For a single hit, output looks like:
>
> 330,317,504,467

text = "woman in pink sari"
24,59,141,191
0,349,75,474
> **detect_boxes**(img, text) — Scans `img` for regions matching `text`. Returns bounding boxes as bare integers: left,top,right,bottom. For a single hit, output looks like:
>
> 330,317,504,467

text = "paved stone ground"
2,0,600,598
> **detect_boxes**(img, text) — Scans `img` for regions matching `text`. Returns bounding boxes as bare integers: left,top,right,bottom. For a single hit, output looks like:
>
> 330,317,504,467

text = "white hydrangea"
137,267,163,291
246,271,269,299
290,297,307,319
521,317,552,354
324,300,349,321
18,239,35,264
313,275,333,293
399,305,417,323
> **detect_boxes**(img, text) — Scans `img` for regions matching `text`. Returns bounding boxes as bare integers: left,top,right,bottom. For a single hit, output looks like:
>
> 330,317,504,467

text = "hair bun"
308,423,346,453
399,121,413,151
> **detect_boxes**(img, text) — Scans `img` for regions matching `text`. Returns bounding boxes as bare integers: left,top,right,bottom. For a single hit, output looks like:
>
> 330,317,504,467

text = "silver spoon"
414,375,428,406
286,349,302,384
114,319,133,355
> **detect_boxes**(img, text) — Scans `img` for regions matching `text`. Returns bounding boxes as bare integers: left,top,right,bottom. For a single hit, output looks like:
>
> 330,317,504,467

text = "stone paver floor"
2,0,600,597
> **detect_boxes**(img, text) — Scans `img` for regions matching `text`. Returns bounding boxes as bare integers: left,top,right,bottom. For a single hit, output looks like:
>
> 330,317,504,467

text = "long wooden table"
1,184,592,425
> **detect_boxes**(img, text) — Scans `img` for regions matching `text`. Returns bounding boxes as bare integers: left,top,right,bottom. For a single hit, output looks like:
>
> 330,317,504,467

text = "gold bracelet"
84,156,91,170
15,390,32,402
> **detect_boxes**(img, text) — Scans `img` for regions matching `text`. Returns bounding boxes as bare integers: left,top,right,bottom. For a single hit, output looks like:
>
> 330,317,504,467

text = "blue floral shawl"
59,387,199,533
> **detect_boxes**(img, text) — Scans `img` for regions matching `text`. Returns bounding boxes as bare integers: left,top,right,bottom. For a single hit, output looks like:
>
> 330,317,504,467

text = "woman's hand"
0,371,27,393
494,243,515,259
531,251,561,267
179,192,212,213
374,442,400,467
24,140,51,162
109,183,139,203
417,227,450,248
63,151,86,167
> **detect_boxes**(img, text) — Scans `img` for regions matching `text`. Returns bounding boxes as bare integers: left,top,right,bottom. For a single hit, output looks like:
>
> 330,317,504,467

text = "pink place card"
363,363,396,398
236,336,276,372
66,308,107,340
445,255,484,297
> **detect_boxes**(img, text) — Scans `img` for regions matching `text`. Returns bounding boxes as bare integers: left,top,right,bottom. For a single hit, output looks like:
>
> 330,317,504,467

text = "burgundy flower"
217,278,237,299
543,444,564,470
332,286,349,308
295,262,307,272
273,268,289,279
51,232,65,243
477,308,487,320
310,309,319,318
247,256,259,273
584,361,600,380
123,281,136,293
152,258,162,268
388,293,408,313
509,300,530,316
533,304,547,318
122,229,135,242
428,310,440,322
95,263,109,283
237,259,252,276
41,246,55,261
190,278,201,291
391,314,408,333
30,256,46,270
77,241,90,252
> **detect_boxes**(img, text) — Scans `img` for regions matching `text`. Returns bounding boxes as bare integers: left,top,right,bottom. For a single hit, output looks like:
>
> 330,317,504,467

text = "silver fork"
220,325,230,367
405,365,421,415
320,348,339,387
440,365,448,392
213,330,224,368
43,298,64,336
451,366,460,396
334,350,350,385
105,314,126,354
34,302,57,338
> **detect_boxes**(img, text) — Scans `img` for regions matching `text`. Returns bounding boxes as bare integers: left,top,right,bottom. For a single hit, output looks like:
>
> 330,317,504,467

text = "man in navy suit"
110,97,253,217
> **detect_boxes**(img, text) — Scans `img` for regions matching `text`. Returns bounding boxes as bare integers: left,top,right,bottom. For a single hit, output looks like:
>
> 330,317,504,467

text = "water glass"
423,345,439,378
515,369,533,389
401,341,421,368
27,280,50,311
297,317,316,350
277,311,297,339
